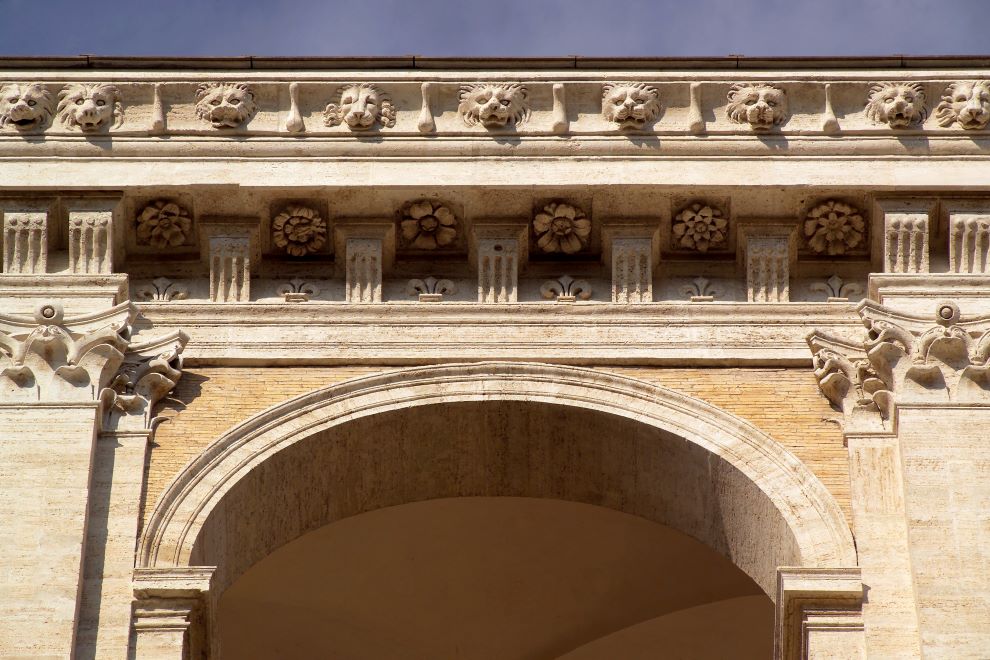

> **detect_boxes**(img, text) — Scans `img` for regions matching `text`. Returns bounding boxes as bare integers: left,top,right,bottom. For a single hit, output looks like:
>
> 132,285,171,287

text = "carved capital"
808,299,990,430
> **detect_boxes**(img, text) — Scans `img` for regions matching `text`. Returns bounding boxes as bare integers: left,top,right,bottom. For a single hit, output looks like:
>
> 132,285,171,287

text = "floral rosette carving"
272,205,327,257
672,203,727,252
136,201,192,248
533,203,591,254
400,200,457,250
804,200,865,255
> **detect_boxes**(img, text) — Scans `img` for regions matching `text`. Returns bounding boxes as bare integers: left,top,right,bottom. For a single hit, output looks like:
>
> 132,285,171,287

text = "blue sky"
0,0,984,57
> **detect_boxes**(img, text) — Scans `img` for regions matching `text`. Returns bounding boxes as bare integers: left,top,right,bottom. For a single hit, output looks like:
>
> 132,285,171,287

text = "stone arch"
138,361,856,599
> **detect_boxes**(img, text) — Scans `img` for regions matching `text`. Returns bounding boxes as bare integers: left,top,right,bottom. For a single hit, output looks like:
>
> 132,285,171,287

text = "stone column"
602,224,659,303
2,206,48,274
132,567,215,660
877,199,933,274
471,222,527,303
334,222,395,303
740,223,796,303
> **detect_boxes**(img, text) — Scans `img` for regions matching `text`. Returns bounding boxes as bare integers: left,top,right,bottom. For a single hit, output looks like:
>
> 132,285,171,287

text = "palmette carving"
540,275,591,302
458,83,529,128
136,277,189,302
602,82,661,128
865,82,927,128
407,277,455,302
323,84,396,131
195,82,257,128
935,80,990,130
0,83,54,131
726,83,787,130
57,83,122,132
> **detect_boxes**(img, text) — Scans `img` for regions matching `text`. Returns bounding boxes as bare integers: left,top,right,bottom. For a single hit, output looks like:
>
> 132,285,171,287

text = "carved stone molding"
808,299,990,431
195,82,257,129
2,210,47,274
865,82,927,128
323,83,396,131
774,567,865,660
935,80,990,130
0,83,54,132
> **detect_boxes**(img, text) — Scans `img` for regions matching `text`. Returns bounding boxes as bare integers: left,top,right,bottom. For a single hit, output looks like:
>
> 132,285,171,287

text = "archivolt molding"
138,361,856,586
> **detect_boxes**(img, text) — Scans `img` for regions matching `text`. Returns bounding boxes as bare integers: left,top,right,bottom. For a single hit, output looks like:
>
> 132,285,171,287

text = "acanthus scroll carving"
808,300,990,431
100,330,188,432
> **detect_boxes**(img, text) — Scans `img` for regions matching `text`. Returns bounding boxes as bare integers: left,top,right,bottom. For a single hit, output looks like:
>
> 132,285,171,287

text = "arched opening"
138,363,856,658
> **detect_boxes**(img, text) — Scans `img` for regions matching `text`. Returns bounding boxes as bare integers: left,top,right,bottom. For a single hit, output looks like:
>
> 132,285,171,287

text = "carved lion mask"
56,83,122,132
602,82,661,128
726,83,787,130
323,84,396,131
865,82,927,128
935,80,990,130
458,83,530,129
0,83,54,132
195,83,257,129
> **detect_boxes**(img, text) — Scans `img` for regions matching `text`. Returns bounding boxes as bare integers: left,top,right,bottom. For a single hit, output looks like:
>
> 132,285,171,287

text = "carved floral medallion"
272,205,327,256
803,200,865,255
672,203,727,252
533,202,590,254
400,200,457,250
323,84,396,131
136,200,192,248
0,83,54,131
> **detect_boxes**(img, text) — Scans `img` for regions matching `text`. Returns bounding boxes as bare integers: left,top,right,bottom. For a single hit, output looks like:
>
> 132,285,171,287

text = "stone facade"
1,56,989,659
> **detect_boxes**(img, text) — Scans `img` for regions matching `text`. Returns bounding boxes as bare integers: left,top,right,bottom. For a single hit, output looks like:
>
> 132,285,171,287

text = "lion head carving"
457,83,529,129
726,83,787,130
602,82,661,129
935,80,990,130
56,83,122,132
865,82,927,128
195,82,257,129
0,83,54,132
323,84,396,131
